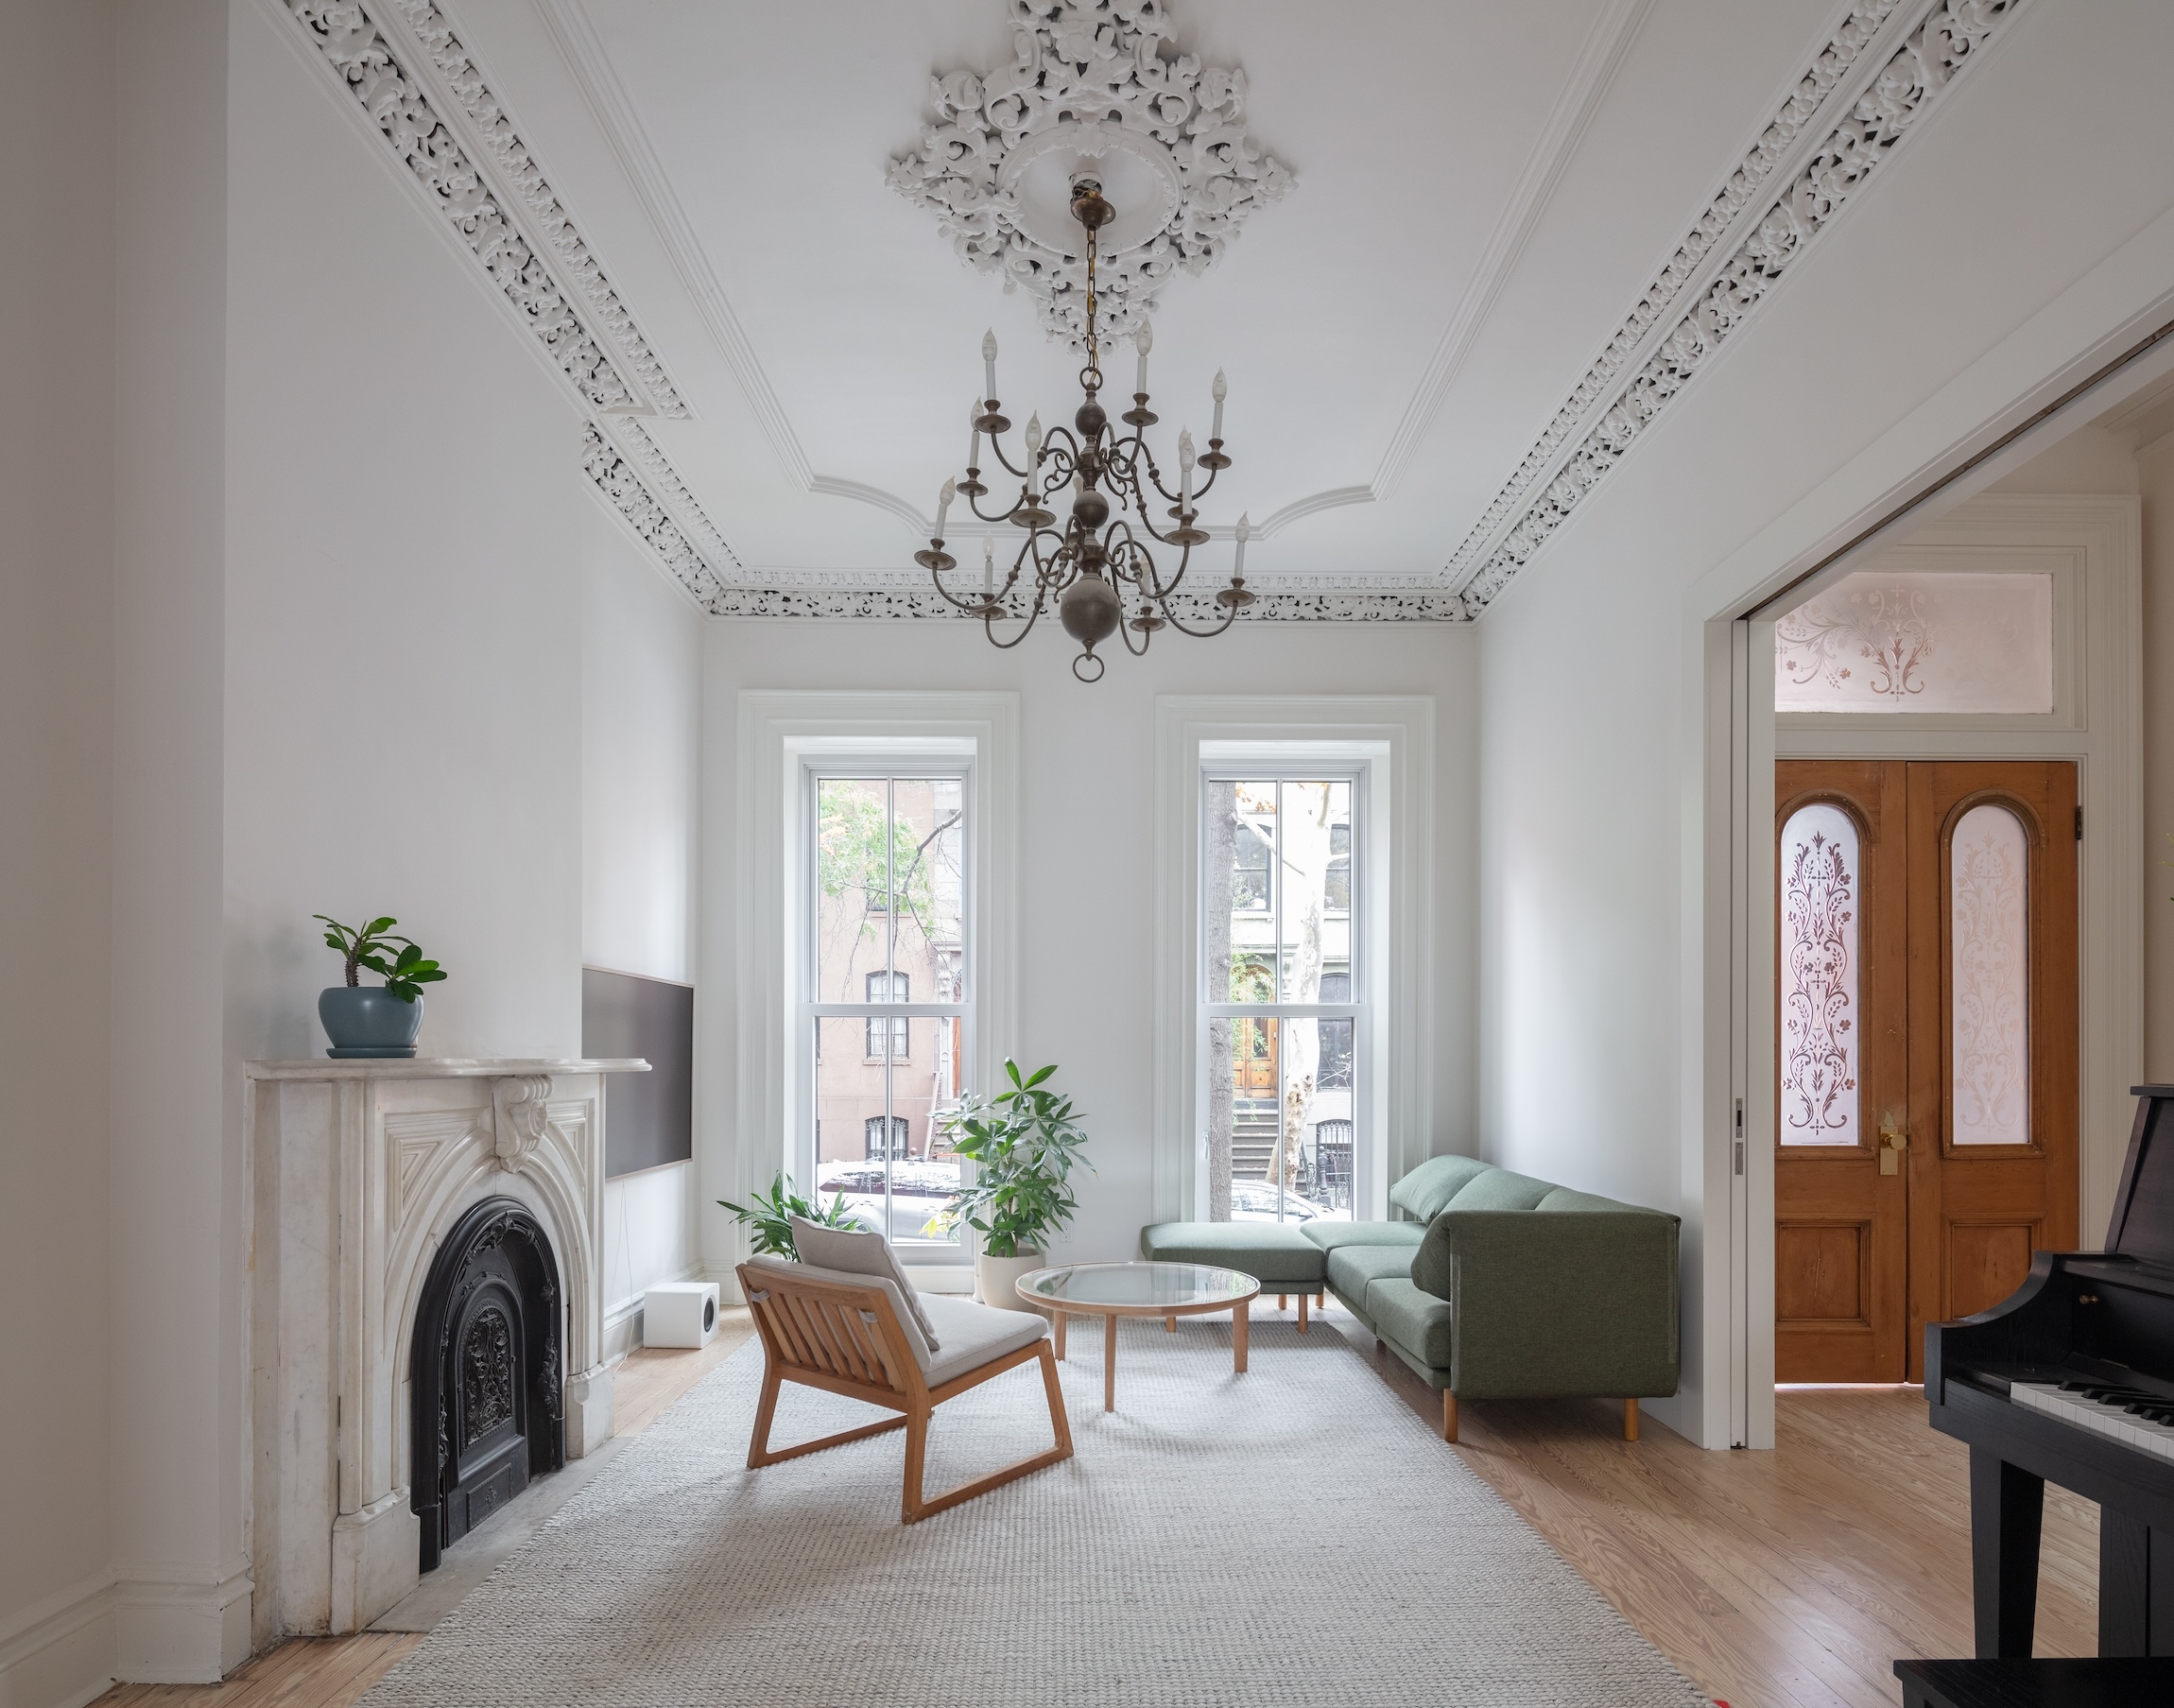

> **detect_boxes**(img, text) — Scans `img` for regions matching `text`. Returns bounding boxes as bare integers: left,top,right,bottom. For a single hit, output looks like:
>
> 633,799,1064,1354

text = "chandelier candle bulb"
1211,371,1226,441
1135,320,1152,395
935,477,955,540
1026,412,1043,457
981,329,997,404
1234,511,1250,576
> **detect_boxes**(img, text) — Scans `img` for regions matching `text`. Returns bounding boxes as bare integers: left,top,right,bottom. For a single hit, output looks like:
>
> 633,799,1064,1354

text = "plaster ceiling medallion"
887,0,1293,348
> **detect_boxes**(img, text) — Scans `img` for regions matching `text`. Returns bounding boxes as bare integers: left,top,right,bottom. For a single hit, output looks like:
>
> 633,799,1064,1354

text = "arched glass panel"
1951,803,2030,1145
1780,802,1861,1147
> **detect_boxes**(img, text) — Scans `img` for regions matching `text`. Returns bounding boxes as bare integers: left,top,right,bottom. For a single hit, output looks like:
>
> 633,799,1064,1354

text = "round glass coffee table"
1016,1262,1262,1412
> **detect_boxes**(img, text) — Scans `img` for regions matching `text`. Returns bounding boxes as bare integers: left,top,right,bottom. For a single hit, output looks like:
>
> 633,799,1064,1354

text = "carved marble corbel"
490,1076,554,1170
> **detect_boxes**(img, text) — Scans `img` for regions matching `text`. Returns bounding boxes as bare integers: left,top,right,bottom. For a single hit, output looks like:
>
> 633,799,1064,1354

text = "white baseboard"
112,1566,251,1684
0,1573,114,1708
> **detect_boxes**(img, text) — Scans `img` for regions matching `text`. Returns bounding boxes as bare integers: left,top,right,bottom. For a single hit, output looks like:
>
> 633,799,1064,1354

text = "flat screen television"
580,967,693,1178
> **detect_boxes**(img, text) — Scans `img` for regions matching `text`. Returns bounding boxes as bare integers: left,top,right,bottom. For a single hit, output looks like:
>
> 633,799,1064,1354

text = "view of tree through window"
1203,776,1357,1223
811,775,966,1245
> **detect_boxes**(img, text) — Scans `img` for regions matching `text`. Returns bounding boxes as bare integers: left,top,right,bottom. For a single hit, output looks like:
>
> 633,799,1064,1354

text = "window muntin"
807,773,967,1247
1202,774,1360,1224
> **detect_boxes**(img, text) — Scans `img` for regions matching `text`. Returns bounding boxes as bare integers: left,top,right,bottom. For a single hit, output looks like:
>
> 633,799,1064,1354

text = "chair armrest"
1417,1211,1680,1399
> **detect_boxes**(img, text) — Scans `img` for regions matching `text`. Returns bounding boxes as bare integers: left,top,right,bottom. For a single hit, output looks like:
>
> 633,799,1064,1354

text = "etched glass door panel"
1774,572,2054,714
1950,804,2031,1146
1780,802,1862,1147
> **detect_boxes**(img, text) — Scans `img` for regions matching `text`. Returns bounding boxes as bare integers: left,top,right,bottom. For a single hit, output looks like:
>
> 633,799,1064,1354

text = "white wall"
581,509,703,1354
699,621,1477,1280
0,4,117,1702
1476,0,2174,1446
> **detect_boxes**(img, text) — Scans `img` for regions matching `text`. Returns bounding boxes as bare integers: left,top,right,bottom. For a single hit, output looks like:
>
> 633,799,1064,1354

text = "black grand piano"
1928,1086,2174,1659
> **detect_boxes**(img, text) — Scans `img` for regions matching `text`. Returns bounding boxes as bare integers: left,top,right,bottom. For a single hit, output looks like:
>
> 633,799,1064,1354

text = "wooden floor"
97,1301,2098,1708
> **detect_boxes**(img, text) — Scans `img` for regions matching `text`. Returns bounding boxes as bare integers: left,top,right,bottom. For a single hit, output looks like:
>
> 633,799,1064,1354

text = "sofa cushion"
1388,1155,1493,1220
1536,1187,1630,1213
1300,1220,1425,1252
1443,1169,1559,1212
1325,1242,1415,1303
1367,1279,1457,1371
1138,1220,1325,1285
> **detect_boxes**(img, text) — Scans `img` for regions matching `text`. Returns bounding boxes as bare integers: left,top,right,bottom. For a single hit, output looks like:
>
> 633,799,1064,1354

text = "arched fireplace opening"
409,1197,566,1572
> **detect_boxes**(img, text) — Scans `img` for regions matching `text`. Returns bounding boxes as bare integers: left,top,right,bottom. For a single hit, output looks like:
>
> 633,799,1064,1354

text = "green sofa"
1139,1154,1680,1441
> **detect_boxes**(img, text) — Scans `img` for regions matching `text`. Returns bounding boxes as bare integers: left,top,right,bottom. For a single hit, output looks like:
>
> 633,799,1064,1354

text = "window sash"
1199,769,1365,1007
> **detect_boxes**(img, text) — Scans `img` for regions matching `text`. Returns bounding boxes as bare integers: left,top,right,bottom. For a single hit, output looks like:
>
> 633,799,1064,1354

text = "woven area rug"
363,1319,1709,1707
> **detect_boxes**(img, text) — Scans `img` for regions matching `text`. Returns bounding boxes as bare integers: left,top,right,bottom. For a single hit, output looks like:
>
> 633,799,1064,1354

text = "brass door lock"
1879,1117,1909,1176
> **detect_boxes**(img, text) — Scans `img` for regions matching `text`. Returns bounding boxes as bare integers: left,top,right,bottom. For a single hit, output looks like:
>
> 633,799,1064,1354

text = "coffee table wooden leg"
1103,1314,1117,1412
1054,1309,1067,1361
1234,1299,1249,1375
1165,1315,1175,1333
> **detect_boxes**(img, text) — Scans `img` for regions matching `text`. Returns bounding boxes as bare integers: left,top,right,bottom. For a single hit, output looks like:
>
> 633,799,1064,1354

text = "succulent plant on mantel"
313,914,448,1060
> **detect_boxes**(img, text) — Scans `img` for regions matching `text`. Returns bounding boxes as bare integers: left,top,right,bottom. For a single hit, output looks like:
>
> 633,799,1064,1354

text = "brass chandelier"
916,178,1253,682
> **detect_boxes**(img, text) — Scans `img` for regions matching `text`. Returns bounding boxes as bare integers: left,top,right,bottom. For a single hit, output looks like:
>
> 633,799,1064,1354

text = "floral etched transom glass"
1780,802,1860,1147
1775,572,2053,714
1951,803,2030,1146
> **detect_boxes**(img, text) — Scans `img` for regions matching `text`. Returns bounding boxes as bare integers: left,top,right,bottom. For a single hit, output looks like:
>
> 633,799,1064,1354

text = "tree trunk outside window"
1205,781,1235,1220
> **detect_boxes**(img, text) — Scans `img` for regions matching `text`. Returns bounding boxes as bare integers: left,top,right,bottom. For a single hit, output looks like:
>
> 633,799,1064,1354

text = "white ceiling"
437,0,1874,587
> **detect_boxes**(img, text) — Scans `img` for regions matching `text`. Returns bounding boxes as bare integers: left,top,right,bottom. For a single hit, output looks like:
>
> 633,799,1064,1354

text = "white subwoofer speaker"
643,1281,720,1348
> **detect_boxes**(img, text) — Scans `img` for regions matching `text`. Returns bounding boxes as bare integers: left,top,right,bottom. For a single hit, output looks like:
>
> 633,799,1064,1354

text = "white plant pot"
975,1249,1046,1313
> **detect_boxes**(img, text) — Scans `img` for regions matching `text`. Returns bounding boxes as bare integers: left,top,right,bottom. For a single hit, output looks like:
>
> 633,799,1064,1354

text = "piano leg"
1969,1448,2044,1659
2100,1512,2149,1657
2100,1513,2174,1656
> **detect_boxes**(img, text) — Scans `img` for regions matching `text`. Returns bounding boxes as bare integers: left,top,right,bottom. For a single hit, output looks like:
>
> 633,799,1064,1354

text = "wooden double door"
1775,760,2079,1384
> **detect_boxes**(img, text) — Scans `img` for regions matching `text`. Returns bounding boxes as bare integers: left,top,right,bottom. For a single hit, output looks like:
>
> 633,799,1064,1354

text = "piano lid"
2110,1087,2174,1263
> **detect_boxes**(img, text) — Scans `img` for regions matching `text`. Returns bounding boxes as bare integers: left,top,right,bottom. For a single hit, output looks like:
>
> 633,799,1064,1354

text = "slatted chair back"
741,1266,923,1405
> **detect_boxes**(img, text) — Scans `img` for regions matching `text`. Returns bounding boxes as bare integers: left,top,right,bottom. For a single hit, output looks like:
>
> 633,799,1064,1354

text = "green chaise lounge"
1140,1154,1681,1441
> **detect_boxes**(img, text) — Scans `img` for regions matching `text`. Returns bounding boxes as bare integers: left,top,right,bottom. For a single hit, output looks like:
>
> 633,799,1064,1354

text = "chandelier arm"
1116,613,1151,657
977,599,1047,649
1159,599,1244,640
980,438,1031,480
965,493,1019,524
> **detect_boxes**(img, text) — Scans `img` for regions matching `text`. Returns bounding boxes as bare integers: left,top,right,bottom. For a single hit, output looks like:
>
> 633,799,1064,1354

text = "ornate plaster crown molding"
1448,0,2029,618
703,585,1467,623
887,0,1293,347
281,0,687,420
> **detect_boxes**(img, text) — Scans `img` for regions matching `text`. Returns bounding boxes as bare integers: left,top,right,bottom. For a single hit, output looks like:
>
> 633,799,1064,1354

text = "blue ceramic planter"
319,986,424,1058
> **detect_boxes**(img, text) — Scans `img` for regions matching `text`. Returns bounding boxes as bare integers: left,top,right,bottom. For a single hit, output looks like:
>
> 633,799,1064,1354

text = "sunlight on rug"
362,1320,1707,1707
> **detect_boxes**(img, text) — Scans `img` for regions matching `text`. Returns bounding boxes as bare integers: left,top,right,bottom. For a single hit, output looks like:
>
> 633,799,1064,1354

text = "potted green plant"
314,914,447,1059
718,1173,867,1257
940,1059,1093,1312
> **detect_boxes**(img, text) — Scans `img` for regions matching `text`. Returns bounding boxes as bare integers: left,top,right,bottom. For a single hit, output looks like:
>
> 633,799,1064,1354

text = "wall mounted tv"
580,967,693,1178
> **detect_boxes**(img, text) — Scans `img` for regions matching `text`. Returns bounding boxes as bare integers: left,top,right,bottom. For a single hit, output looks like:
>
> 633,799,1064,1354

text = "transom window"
1201,774,1361,1223
806,772,968,1247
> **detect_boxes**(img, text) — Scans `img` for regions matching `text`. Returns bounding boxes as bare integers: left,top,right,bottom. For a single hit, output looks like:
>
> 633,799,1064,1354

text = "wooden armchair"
737,1258,1073,1524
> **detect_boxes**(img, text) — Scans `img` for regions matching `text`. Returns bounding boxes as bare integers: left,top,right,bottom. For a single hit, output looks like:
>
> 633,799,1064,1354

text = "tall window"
808,773,968,1247
1201,774,1360,1222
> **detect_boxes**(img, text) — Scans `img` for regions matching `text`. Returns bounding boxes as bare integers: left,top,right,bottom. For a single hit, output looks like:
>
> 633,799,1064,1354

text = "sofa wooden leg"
1298,1293,1309,1334
1278,1293,1287,1310
1442,1391,1458,1443
1624,1398,1640,1442
1374,1337,1385,1355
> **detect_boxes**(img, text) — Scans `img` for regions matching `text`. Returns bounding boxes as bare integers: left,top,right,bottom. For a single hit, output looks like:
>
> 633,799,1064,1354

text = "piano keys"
1926,1085,2174,1660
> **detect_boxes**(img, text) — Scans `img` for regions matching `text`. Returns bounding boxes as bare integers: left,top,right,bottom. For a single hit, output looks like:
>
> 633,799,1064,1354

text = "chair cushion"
790,1216,941,1350
1138,1220,1325,1285
919,1294,1050,1388
1388,1155,1494,1220
1367,1279,1457,1371
744,1253,934,1372
1325,1242,1415,1302
1300,1220,1425,1252
1443,1169,1559,1212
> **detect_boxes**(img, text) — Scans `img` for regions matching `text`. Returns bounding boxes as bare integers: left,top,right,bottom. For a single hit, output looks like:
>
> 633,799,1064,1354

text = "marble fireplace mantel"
247,1056,646,1647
